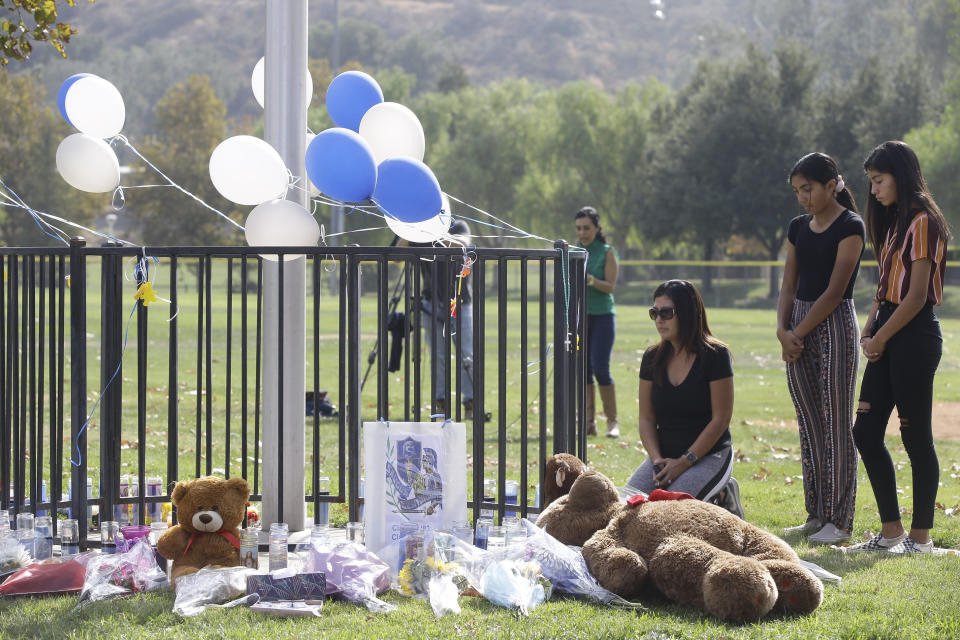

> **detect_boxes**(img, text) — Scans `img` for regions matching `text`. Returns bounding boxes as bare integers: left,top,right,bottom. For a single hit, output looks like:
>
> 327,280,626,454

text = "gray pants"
422,300,474,403
626,446,733,502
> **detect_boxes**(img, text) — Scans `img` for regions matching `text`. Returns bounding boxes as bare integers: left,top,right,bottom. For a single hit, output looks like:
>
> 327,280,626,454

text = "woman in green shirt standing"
575,207,620,437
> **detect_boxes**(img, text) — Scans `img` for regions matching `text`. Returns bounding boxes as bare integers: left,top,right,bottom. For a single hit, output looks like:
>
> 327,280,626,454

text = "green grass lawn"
3,273,960,639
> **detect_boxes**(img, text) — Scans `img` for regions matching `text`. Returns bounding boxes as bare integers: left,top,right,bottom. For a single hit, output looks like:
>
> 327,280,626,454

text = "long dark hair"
575,206,607,244
863,140,952,258
646,280,726,386
788,152,859,213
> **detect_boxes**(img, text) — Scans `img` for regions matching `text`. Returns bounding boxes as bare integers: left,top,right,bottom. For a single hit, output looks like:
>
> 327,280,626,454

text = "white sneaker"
808,523,852,545
842,531,907,554
784,518,822,535
898,537,935,555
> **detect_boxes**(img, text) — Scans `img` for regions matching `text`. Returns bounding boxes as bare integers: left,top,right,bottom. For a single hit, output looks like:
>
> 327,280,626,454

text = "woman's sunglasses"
648,306,676,321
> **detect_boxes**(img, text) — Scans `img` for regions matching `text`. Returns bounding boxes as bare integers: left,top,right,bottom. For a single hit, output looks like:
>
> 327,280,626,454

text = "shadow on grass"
797,544,906,579
0,590,179,639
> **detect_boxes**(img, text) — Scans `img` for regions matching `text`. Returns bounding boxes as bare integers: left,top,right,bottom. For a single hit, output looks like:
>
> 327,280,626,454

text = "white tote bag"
363,420,468,569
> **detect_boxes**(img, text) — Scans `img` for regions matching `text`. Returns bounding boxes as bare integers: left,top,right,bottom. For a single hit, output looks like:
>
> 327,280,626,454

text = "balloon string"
0,190,135,247
0,175,72,245
71,298,139,467
111,135,245,232
445,193,555,243
0,175,136,246
294,179,568,247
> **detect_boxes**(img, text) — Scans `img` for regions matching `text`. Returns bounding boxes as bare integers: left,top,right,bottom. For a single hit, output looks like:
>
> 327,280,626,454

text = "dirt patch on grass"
763,402,960,440
927,402,960,440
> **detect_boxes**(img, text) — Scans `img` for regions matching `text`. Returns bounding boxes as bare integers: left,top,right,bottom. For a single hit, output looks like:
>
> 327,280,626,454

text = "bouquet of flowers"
76,538,168,605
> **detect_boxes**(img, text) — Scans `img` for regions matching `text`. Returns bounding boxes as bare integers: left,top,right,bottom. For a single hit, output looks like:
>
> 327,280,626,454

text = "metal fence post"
575,252,588,462
68,238,88,546
471,256,486,521
100,242,123,535
346,254,361,522
553,240,571,454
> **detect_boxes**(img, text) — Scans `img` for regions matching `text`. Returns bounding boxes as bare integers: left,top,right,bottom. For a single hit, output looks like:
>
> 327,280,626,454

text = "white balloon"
209,135,289,206
56,133,121,193
305,132,321,197
251,57,313,110
441,192,452,218
358,102,425,165
384,205,452,243
64,75,125,138
244,199,320,261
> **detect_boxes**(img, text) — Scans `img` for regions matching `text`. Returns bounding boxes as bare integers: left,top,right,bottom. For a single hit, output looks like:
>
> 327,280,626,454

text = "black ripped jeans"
853,302,942,529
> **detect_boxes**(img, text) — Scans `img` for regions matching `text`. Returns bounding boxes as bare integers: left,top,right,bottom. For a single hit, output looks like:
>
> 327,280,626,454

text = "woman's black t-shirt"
787,210,865,301
639,344,734,459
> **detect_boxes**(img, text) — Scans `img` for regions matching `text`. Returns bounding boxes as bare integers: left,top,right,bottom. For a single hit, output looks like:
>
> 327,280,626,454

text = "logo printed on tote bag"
386,436,443,515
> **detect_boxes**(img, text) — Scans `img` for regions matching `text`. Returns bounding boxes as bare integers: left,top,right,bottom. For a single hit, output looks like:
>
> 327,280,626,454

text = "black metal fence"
0,239,586,547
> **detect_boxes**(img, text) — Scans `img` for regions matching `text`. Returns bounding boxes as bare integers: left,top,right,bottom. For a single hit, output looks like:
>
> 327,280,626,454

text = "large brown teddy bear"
538,470,823,622
157,476,251,585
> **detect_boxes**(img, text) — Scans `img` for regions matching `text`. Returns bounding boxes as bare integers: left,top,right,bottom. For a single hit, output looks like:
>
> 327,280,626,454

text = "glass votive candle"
310,523,329,541
432,531,455,563
100,520,120,554
33,516,53,560
60,518,80,556
487,525,506,551
452,521,474,546
268,522,289,571
16,512,35,532
505,525,528,548
316,476,330,526
474,517,492,550
0,509,10,533
346,521,364,545
240,527,260,569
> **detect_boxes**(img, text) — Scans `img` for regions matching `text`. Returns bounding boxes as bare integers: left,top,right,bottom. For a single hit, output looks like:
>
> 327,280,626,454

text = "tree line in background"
2,1,960,299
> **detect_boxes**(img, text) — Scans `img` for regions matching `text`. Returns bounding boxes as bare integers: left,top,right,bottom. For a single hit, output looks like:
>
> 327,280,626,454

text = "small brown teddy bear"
157,476,251,585
542,453,587,509
539,470,823,622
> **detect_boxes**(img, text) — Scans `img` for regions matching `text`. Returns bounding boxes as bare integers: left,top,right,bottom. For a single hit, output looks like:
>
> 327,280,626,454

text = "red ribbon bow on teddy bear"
626,488,695,507
183,530,242,555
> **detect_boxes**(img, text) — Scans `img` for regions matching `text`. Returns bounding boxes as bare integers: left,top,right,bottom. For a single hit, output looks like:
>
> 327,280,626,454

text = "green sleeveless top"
580,238,617,315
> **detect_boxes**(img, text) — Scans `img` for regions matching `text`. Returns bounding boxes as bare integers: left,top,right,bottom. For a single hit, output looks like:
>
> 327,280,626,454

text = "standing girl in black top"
627,280,741,516
778,152,865,545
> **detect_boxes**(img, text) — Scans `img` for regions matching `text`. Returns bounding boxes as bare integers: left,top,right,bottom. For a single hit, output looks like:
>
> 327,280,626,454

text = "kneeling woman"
627,280,742,516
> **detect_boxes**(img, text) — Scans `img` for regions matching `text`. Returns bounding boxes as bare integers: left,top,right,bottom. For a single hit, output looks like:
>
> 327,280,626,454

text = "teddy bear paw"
702,558,778,622
762,560,823,615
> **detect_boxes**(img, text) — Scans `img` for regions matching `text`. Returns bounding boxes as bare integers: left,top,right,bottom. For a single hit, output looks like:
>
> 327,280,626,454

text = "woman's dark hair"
575,206,607,244
788,152,858,214
646,280,726,386
863,140,952,258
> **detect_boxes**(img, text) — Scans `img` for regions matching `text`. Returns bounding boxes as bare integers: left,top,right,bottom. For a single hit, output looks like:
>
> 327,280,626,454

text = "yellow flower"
133,281,159,306
398,558,416,595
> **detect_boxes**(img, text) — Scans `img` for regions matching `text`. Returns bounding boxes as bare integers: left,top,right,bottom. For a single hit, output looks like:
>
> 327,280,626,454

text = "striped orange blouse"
876,211,947,305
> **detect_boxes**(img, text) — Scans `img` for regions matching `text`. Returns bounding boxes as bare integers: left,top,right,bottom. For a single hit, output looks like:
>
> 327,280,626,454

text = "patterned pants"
785,299,859,532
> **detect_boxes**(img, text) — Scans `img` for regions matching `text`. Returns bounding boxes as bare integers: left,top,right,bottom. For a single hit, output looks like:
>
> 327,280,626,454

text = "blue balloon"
373,157,442,224
57,73,94,128
325,71,384,132
305,128,377,203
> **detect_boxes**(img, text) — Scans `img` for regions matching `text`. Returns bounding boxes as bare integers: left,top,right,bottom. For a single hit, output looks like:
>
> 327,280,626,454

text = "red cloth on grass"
0,559,87,596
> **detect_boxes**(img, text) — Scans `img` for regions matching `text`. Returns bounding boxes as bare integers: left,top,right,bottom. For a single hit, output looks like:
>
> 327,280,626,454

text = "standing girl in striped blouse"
778,152,865,544
846,141,951,554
